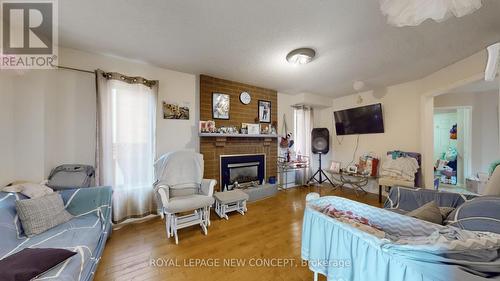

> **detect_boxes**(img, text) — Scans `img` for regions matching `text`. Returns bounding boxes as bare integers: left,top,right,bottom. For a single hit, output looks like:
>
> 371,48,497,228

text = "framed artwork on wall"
162,102,189,120
258,100,271,123
212,93,230,120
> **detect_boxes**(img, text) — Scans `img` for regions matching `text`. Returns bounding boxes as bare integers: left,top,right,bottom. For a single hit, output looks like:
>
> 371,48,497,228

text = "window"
294,106,313,157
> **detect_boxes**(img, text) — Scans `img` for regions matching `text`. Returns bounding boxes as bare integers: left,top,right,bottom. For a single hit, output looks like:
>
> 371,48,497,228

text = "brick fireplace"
199,75,278,191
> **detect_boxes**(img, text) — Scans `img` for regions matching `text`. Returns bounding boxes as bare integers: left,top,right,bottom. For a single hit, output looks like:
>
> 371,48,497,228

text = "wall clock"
239,91,251,105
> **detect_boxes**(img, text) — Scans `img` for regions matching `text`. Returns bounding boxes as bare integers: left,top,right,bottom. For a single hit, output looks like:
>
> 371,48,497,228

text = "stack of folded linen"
380,156,419,181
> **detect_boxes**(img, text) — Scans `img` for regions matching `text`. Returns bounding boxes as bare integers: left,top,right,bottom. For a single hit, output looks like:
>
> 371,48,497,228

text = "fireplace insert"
220,154,265,191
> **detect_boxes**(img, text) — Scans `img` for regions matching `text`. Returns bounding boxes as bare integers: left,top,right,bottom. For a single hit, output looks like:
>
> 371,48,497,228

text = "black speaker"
311,128,329,154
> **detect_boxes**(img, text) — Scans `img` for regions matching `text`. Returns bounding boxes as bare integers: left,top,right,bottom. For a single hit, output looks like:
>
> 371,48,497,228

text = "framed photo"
199,121,207,133
330,161,341,174
260,123,270,134
212,93,230,120
206,120,216,133
258,100,271,123
163,102,189,120
247,124,260,135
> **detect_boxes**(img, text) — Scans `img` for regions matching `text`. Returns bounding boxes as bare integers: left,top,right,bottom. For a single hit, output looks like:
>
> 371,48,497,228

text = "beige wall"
317,82,421,193
0,48,197,185
0,73,15,184
278,81,420,193
277,92,296,138
333,49,491,190
277,50,492,191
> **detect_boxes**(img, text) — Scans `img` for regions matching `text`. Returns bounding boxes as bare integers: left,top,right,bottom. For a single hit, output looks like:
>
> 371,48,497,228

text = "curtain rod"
291,104,313,110
57,65,94,74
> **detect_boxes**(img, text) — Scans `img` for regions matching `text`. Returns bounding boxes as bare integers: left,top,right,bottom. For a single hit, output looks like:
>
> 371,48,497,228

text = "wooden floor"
94,186,382,281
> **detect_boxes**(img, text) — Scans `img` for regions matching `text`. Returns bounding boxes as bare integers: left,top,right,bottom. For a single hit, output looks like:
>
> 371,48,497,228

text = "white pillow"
1,183,53,198
20,183,53,198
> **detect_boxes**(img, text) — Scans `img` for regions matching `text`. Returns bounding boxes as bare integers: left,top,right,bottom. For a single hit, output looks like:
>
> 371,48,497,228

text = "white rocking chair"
153,151,216,244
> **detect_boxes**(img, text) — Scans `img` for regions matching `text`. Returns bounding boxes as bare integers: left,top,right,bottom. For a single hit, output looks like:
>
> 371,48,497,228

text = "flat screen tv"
334,103,384,135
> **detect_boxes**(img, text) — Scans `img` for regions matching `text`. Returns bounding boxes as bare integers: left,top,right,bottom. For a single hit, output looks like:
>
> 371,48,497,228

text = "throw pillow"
15,193,73,237
0,248,76,281
445,196,500,234
19,183,53,198
406,201,443,225
438,206,455,220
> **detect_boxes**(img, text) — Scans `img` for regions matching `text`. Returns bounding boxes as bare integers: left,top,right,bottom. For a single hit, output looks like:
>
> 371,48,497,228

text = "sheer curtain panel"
294,106,314,158
95,69,158,223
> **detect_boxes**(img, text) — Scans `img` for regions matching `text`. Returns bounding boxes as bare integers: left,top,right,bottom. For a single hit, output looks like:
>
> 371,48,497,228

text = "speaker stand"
307,153,336,188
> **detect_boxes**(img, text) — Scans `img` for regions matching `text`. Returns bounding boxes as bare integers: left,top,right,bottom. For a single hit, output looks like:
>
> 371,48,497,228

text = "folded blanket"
380,156,419,181
154,151,203,188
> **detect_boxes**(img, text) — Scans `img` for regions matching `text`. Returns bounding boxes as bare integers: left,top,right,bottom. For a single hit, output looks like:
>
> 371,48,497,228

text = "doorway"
433,107,472,187
431,78,499,193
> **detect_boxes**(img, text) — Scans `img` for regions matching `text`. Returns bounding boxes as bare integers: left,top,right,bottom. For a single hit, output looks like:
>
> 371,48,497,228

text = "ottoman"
214,190,249,220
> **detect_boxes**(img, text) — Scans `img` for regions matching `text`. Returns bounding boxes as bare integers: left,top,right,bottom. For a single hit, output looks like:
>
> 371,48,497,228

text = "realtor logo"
1,0,58,69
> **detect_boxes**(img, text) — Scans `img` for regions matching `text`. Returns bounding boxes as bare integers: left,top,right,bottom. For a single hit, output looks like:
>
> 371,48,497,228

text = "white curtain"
294,106,314,158
96,70,157,223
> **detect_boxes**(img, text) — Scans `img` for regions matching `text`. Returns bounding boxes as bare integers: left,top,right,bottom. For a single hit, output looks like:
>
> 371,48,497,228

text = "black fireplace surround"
220,154,265,191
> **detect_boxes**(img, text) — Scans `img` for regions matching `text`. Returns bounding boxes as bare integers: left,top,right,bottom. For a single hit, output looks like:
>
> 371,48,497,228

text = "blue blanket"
302,196,500,281
0,187,112,281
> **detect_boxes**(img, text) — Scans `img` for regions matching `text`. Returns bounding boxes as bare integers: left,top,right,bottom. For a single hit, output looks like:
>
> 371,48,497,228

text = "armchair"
153,151,216,244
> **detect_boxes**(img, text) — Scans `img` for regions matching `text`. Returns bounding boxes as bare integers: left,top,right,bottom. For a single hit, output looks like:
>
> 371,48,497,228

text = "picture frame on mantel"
212,93,230,120
258,100,271,123
246,124,260,135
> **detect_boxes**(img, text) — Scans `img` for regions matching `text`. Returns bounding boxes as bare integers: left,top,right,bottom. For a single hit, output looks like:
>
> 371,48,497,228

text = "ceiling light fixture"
286,48,316,65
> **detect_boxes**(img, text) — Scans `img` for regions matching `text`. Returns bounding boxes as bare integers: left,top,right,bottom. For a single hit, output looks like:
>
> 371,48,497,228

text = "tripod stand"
307,153,336,188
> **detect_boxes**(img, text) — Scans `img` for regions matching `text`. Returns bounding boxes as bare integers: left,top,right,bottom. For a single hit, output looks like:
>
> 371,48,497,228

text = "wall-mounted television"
334,103,384,135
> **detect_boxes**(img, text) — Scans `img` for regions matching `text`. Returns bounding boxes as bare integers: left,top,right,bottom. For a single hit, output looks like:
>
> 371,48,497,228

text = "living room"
1,1,500,281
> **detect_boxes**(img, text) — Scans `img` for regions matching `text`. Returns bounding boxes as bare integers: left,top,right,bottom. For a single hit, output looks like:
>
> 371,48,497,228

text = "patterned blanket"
0,187,112,281
302,196,500,281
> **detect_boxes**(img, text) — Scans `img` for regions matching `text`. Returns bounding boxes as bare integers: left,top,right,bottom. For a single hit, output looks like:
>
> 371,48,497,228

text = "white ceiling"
59,0,500,97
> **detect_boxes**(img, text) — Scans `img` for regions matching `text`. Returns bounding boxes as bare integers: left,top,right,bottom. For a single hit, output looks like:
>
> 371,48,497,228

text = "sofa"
0,186,112,281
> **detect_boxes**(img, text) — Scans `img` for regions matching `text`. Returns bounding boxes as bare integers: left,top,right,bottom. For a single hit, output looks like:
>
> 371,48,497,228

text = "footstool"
214,190,249,220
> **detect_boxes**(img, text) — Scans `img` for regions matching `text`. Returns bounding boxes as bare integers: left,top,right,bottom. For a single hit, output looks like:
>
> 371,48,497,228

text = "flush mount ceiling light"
286,48,316,65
